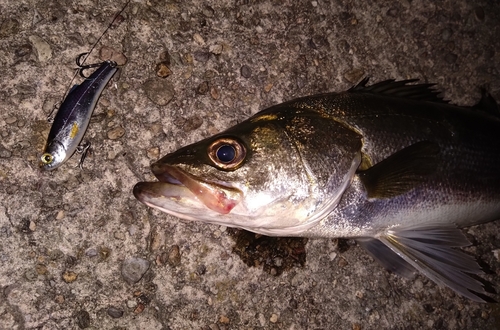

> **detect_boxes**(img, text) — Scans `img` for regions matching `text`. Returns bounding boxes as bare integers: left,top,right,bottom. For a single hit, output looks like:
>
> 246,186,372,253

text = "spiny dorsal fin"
358,141,440,199
349,77,448,104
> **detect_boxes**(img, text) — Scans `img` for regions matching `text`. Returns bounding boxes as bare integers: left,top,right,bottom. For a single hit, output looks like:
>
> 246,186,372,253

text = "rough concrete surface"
1,0,499,329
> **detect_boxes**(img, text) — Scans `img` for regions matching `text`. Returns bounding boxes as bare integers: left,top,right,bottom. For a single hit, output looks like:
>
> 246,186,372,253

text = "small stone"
150,123,163,135
203,6,215,18
210,86,220,100
147,147,160,159
168,245,181,267
114,231,125,240
219,315,229,324
75,310,90,329
264,83,273,93
182,53,194,65
49,249,64,260
197,81,209,95
99,247,111,261
54,295,65,304
62,270,78,283
156,62,172,78
493,249,500,261
5,116,17,124
128,224,138,236
209,44,223,55
121,257,150,284
337,257,348,267
270,313,278,323
150,226,165,252
99,46,127,65
29,221,36,231
143,78,175,106
107,127,125,140
107,306,124,319
35,264,47,275
56,210,65,220
86,248,98,257
240,65,252,78
134,303,145,314
344,69,365,84
193,51,210,63
127,300,137,309
196,264,206,276
352,323,361,330
29,35,52,62
156,252,168,266
181,115,203,132
159,50,171,64
24,269,38,281
0,18,20,38
193,33,205,45
32,9,43,26
0,146,12,158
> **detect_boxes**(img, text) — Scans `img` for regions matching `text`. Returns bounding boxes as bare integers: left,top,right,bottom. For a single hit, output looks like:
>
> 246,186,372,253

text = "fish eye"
216,145,236,163
208,138,246,170
41,153,53,164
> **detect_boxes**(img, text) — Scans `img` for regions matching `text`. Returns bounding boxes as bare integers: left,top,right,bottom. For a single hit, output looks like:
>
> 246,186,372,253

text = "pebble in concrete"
121,257,150,285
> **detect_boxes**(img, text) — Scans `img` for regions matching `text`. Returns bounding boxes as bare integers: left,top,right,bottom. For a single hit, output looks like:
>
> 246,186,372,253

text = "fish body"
134,79,500,301
40,60,118,170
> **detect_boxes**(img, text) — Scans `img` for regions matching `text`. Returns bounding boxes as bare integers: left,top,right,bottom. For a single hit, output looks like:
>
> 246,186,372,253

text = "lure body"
41,61,118,170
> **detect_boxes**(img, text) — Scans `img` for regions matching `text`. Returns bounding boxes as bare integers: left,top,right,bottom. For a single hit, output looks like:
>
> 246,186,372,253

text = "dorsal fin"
349,77,448,104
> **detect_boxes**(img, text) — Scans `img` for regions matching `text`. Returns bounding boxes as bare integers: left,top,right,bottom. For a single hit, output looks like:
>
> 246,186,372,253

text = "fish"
40,60,118,170
133,78,500,302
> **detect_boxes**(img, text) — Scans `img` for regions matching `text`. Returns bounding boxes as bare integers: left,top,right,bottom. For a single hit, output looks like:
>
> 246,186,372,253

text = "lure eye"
41,153,54,165
208,138,246,170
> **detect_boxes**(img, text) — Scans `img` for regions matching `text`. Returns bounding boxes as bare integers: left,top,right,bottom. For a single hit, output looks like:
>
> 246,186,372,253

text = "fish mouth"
133,163,243,215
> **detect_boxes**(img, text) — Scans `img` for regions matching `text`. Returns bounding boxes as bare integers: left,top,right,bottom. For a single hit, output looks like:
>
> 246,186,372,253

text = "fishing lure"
40,1,129,171
40,60,118,170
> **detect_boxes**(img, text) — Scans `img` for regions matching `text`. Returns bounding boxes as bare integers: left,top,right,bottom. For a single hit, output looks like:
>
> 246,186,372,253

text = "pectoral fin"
375,224,495,302
358,141,440,199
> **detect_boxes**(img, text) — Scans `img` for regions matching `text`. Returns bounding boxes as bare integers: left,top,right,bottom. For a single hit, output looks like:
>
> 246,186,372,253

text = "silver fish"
40,60,118,170
134,79,500,302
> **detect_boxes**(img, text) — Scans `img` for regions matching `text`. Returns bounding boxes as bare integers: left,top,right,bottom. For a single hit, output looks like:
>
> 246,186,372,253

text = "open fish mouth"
133,163,243,215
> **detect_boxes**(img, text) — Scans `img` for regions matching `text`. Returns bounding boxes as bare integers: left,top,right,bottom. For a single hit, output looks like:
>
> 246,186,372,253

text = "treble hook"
76,52,105,78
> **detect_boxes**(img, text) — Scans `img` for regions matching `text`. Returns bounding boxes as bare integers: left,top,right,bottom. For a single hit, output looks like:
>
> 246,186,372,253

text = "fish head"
134,107,362,236
40,140,67,171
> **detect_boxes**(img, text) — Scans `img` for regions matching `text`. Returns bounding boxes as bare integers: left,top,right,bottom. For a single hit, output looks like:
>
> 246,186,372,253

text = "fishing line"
47,0,130,121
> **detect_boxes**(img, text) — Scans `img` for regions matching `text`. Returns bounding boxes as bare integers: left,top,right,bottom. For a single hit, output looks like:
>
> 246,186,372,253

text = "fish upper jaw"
149,163,243,214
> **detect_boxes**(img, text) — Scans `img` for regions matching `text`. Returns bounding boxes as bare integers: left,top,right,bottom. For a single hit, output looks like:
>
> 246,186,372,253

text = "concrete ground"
1,0,499,329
